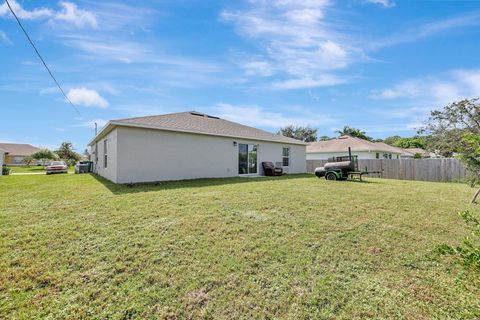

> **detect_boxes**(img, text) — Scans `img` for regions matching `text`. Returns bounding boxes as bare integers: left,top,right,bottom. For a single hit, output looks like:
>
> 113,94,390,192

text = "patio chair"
262,162,283,176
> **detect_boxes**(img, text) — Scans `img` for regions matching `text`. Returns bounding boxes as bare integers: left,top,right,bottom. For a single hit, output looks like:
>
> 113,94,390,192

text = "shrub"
22,155,34,166
437,210,480,271
2,166,11,175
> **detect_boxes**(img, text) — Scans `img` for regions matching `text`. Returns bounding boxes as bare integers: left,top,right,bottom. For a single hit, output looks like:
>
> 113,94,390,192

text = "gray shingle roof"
0,143,40,156
92,111,305,145
307,136,404,154
402,148,429,156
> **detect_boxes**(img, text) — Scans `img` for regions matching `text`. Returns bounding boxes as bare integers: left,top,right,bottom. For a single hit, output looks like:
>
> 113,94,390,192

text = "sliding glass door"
238,144,258,174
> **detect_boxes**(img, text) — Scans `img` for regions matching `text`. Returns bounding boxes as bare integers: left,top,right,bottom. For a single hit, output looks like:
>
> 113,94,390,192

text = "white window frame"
282,147,290,167
103,139,108,168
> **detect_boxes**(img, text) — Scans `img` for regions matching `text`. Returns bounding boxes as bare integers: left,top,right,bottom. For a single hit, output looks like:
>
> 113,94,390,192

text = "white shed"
88,111,306,183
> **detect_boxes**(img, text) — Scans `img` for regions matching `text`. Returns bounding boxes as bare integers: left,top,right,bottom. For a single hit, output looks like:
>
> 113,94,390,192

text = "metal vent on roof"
190,112,219,119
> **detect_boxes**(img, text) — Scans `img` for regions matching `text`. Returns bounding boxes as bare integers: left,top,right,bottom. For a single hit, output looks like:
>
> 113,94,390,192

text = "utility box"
75,161,93,174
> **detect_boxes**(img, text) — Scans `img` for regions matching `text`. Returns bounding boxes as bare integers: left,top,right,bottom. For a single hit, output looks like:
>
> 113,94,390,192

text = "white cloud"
53,2,97,28
371,12,480,49
453,69,480,94
0,30,11,44
67,88,109,108
0,0,97,28
370,69,480,106
0,0,53,19
242,60,274,77
222,1,355,89
271,75,347,89
215,103,334,128
370,80,422,99
364,0,395,8
60,35,223,74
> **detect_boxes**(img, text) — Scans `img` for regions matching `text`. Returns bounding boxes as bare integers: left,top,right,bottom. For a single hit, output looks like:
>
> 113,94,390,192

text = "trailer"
314,147,381,181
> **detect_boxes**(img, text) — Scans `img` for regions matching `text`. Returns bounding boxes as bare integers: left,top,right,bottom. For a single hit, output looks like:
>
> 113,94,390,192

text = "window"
104,139,108,168
282,147,290,166
238,144,257,174
13,156,23,164
375,153,380,159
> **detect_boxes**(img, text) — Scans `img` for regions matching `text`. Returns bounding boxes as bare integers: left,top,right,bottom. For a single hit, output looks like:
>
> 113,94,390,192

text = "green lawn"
0,174,479,319
9,165,46,173
9,166,75,174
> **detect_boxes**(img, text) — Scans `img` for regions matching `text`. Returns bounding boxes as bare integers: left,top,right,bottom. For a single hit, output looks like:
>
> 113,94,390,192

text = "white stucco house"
307,135,405,160
400,148,438,159
88,111,306,183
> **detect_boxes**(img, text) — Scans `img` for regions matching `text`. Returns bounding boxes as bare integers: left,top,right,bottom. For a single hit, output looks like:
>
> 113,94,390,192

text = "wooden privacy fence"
306,159,468,182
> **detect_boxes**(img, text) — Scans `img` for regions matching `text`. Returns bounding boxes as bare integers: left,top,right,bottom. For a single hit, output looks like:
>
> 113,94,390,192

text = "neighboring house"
307,135,405,160
0,143,41,166
400,148,438,158
88,111,306,183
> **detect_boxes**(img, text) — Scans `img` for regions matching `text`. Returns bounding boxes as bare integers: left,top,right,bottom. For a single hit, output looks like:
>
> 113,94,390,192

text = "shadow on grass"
91,173,313,195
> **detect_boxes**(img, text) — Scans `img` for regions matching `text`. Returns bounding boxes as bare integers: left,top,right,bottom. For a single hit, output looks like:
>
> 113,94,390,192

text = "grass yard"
0,174,479,319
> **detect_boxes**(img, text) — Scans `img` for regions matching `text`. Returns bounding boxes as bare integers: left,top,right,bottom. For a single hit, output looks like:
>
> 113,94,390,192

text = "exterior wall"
4,155,23,165
111,126,305,184
4,155,43,166
307,151,401,160
93,128,118,183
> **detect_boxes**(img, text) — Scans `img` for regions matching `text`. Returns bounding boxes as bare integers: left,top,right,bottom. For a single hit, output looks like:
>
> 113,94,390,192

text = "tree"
22,155,34,166
318,135,333,141
278,125,318,142
383,135,402,146
32,149,58,167
83,148,90,159
383,135,427,149
335,126,372,141
421,98,480,202
56,142,81,166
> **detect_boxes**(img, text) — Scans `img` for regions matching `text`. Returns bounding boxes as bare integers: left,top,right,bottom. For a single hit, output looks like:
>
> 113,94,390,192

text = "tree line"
278,125,427,149
25,142,88,167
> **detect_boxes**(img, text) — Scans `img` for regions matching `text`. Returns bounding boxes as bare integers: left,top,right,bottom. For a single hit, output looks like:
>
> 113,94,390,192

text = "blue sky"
1,0,480,151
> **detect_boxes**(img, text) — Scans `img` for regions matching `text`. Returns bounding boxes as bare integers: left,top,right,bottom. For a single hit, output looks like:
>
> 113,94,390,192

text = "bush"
2,166,11,175
437,210,480,271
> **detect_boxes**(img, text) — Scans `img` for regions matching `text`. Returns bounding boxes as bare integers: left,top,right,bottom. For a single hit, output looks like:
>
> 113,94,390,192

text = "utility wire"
5,0,82,117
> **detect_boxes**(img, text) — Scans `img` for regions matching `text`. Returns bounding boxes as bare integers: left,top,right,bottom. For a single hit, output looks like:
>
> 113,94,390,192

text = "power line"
5,0,82,117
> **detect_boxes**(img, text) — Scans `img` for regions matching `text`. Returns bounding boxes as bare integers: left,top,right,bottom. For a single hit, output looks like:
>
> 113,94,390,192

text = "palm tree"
55,142,80,166
335,126,372,141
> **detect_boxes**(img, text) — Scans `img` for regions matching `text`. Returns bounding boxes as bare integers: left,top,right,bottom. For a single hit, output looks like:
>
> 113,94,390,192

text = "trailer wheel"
325,172,337,181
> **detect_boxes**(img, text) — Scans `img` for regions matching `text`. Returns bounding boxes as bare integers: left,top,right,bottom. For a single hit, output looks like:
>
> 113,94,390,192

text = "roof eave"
87,121,116,146
88,121,306,146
